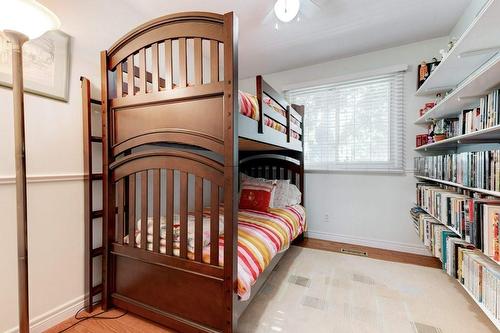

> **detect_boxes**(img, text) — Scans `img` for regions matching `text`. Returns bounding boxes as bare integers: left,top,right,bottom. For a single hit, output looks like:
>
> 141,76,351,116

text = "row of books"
471,89,500,132
414,150,500,192
416,183,500,260
410,205,500,322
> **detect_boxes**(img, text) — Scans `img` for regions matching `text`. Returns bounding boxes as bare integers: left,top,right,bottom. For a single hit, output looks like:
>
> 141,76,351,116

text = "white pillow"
270,179,291,208
286,183,302,206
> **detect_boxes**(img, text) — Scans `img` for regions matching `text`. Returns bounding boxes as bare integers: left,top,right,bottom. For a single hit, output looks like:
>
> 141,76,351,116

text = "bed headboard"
239,153,305,204
101,12,238,159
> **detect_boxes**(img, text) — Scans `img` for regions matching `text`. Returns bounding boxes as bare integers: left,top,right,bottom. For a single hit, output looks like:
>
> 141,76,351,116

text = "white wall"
240,37,449,255
0,35,101,332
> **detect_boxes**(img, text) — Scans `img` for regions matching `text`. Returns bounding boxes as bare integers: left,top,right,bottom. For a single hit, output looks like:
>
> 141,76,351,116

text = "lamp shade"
0,0,60,40
274,0,300,23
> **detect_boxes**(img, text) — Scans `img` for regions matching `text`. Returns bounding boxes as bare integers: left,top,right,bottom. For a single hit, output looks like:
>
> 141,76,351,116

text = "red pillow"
239,179,275,212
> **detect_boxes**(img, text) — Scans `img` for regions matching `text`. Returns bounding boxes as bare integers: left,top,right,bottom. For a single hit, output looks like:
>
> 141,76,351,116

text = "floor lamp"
0,1,60,332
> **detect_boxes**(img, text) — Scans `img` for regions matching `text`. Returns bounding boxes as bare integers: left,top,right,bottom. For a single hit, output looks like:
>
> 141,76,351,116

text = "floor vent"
340,248,368,257
412,322,443,333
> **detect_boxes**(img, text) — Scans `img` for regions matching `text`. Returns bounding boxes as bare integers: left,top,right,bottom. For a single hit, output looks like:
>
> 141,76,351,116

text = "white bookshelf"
415,53,500,124
414,204,460,236
415,175,500,197
416,0,500,97
415,124,500,151
459,281,500,331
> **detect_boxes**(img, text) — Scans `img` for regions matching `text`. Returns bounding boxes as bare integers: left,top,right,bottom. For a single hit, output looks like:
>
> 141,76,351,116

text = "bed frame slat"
164,40,172,90
128,174,136,247
117,179,124,244
179,171,188,258
179,38,187,88
210,40,218,83
152,169,160,253
139,48,147,94
166,169,174,255
116,62,123,98
194,176,203,262
194,38,202,86
151,43,159,93
127,55,134,96
140,171,148,250
210,185,219,266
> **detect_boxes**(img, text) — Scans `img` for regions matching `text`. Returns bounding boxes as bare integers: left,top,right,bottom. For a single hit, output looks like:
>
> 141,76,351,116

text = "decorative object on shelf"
435,92,443,104
0,1,60,332
418,102,435,117
416,134,428,148
417,59,440,89
0,29,70,101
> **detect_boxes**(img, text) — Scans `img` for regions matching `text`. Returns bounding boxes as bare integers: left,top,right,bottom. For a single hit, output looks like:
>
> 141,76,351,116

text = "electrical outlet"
323,214,329,223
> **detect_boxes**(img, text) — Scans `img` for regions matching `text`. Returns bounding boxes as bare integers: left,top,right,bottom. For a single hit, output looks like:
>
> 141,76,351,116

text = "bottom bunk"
124,204,306,301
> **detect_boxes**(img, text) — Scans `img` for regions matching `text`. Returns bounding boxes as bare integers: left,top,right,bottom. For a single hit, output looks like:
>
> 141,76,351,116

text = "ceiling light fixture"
274,0,300,23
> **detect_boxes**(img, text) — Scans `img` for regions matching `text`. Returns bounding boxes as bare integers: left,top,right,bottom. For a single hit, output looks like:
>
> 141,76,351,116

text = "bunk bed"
97,11,305,333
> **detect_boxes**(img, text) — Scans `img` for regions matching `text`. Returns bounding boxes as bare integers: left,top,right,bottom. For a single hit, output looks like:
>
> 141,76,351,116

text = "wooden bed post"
100,50,115,311
223,12,239,332
256,75,264,134
292,104,305,205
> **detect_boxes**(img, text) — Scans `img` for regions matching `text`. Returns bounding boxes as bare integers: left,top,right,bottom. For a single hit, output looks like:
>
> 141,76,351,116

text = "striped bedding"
128,205,306,300
239,91,301,140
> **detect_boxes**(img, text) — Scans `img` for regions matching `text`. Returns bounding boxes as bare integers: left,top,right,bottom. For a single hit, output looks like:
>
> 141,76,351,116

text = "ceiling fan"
263,0,331,28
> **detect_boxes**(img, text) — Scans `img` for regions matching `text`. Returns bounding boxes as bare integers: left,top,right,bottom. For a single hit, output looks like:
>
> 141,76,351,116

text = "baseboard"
306,230,431,256
5,295,85,333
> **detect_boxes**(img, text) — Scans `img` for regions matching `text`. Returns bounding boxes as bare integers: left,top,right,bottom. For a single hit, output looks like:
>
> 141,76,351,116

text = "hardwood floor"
295,237,442,269
45,308,175,333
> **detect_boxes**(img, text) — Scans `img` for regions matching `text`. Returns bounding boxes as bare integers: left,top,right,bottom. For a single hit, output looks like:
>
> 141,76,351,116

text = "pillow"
271,181,302,208
286,183,302,206
239,178,276,212
270,179,291,208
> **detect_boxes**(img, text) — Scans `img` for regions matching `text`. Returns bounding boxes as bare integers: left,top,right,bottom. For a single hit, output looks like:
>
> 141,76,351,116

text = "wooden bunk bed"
94,11,305,333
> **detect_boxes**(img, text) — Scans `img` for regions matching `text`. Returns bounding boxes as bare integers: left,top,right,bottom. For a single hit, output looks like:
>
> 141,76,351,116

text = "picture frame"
417,60,440,90
0,30,71,102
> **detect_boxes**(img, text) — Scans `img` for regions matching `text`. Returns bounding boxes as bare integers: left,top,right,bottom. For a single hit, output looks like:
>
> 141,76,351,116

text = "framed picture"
417,60,440,90
0,30,71,102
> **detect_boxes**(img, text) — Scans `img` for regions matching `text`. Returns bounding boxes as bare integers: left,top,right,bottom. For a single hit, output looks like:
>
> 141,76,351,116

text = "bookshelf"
415,124,500,151
414,204,460,236
416,0,500,97
415,53,500,124
415,175,500,198
413,2,500,327
460,282,500,331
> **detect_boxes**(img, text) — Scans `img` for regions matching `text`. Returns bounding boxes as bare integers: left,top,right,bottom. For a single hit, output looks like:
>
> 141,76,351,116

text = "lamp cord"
56,301,128,333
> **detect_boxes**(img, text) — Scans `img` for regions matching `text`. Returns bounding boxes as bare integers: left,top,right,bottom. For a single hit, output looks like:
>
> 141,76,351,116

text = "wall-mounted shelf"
415,175,500,197
459,280,500,331
416,0,500,97
415,53,500,124
415,124,500,151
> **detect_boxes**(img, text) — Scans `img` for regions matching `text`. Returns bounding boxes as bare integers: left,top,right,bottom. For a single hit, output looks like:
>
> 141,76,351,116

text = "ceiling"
40,0,471,78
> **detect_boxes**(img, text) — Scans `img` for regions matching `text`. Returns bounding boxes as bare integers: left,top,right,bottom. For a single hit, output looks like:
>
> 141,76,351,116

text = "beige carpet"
236,246,497,333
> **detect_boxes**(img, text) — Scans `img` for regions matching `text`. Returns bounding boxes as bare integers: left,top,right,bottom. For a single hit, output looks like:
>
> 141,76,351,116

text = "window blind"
287,72,405,172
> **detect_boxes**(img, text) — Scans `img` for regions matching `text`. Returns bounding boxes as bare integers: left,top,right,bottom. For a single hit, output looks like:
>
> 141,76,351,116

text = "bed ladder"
81,76,104,313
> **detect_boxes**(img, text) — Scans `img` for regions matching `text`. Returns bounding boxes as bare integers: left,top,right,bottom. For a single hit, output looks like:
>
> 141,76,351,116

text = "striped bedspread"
129,205,306,300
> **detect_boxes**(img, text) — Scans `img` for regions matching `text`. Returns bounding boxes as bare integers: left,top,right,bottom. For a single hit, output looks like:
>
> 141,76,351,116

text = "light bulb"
274,0,300,23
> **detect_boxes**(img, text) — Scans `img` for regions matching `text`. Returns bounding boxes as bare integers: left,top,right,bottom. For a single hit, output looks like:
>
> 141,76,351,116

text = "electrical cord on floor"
56,301,128,333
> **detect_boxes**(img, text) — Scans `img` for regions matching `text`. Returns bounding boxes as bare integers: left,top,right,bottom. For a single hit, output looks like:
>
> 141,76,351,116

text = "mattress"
126,205,306,300
239,91,301,140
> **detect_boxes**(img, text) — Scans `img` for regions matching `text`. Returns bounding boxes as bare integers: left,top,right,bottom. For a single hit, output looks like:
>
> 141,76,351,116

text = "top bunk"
100,12,303,160
239,76,303,152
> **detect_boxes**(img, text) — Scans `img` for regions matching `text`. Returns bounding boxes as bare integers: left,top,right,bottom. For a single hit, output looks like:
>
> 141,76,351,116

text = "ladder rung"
90,136,102,143
91,210,103,219
91,284,103,295
91,173,103,180
90,98,102,105
91,247,103,257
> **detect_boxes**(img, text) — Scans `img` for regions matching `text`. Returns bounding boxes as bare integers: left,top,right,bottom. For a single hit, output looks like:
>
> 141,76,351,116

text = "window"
287,72,405,172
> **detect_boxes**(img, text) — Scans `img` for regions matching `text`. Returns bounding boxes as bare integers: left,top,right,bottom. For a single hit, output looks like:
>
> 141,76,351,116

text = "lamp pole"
5,30,30,333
